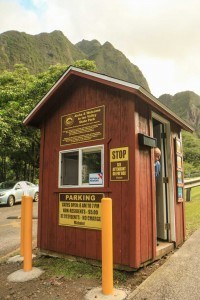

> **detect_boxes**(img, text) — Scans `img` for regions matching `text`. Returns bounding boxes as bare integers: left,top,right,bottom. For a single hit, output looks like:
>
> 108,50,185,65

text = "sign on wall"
89,173,103,185
110,147,129,181
60,106,105,146
175,138,184,202
59,193,103,230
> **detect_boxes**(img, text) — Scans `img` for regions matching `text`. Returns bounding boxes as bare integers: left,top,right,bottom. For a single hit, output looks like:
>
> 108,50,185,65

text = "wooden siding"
37,77,184,268
136,99,154,264
38,79,138,267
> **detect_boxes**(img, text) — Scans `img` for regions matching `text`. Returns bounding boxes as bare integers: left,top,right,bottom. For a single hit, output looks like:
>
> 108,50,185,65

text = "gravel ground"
0,249,173,300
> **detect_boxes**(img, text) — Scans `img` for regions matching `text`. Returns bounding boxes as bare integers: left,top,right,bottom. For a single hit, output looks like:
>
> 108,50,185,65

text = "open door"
153,119,168,241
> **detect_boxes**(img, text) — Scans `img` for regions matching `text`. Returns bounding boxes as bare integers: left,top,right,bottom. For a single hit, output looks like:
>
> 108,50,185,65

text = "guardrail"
184,177,200,201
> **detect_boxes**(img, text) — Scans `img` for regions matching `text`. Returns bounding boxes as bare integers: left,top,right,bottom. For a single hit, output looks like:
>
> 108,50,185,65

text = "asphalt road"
0,202,38,258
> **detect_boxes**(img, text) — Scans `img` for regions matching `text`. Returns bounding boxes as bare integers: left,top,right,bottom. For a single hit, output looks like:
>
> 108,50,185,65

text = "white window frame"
59,145,104,188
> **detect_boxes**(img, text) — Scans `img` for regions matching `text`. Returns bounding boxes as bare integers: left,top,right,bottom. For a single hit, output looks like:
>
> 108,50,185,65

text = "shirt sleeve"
155,161,160,177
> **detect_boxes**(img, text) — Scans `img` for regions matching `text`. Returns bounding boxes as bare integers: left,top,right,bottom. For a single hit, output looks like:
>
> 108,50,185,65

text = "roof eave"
137,86,194,133
23,66,194,133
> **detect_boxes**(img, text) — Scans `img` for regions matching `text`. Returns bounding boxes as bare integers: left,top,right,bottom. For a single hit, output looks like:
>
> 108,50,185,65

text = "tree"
0,60,96,182
182,131,200,176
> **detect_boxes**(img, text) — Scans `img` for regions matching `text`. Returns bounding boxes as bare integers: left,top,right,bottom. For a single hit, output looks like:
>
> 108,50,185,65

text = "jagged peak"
173,90,200,98
102,41,114,48
76,39,101,56
2,30,67,39
77,39,101,45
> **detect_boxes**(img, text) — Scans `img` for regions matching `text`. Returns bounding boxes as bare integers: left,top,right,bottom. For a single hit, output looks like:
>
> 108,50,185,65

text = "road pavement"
0,202,38,258
128,229,200,300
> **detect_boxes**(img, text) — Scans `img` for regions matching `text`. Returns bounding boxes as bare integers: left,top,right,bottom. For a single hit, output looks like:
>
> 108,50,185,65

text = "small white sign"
89,173,103,185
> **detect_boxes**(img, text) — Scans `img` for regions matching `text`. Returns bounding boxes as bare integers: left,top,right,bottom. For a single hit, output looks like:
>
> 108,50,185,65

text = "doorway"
153,118,169,241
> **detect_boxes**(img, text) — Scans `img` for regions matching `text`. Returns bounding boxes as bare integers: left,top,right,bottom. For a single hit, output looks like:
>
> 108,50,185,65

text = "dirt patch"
0,250,174,300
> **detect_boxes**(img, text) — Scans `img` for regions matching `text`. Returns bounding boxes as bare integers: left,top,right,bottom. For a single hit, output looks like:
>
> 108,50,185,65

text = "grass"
185,186,200,238
33,256,127,283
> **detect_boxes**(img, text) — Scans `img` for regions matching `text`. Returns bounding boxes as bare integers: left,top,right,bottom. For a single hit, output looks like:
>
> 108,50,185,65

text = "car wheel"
34,192,39,202
7,195,15,207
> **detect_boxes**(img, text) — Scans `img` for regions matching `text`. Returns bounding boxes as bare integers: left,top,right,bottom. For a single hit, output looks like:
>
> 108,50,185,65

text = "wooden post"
186,188,191,202
101,198,113,295
23,196,33,271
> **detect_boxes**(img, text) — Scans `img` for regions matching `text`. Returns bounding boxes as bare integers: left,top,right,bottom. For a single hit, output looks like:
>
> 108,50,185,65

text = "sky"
0,0,200,98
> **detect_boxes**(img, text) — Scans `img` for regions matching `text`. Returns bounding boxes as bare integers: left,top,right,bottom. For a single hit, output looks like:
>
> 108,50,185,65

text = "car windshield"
0,181,16,189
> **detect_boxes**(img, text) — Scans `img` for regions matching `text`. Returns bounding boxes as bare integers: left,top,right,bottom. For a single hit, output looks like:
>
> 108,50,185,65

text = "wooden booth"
24,67,193,269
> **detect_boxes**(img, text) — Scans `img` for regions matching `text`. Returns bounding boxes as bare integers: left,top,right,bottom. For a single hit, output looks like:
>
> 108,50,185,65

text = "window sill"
53,187,112,193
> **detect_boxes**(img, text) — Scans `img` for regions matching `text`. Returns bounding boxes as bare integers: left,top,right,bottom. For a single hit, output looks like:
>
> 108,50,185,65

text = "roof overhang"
23,66,194,133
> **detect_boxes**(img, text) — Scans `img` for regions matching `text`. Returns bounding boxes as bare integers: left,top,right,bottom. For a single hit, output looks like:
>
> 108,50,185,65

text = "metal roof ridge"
23,66,194,132
138,85,194,132
70,66,141,90
23,66,141,125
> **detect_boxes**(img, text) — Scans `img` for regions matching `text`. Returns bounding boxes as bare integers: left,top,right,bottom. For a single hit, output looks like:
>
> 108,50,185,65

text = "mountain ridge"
0,30,200,135
76,39,150,91
0,30,86,73
0,30,150,91
159,91,200,135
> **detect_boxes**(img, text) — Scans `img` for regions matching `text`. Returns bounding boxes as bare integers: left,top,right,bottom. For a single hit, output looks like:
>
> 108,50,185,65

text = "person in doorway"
154,147,161,179
154,147,161,246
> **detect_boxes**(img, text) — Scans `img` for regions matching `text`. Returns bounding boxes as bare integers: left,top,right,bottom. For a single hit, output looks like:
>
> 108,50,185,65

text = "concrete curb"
7,254,36,263
0,248,20,263
0,240,37,263
127,229,200,300
7,216,38,219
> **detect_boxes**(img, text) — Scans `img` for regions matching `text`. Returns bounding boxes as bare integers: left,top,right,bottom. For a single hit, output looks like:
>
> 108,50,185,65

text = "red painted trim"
149,114,157,259
130,108,141,268
53,188,112,193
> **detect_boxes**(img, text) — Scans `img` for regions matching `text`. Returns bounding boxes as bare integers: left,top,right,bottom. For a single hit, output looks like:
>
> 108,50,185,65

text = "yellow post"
101,197,113,295
23,196,33,272
20,196,25,256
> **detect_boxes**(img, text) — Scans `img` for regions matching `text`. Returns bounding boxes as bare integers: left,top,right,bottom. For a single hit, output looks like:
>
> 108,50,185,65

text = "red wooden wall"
37,77,185,268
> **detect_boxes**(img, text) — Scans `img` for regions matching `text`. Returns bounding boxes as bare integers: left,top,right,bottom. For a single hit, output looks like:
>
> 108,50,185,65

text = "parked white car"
0,181,39,207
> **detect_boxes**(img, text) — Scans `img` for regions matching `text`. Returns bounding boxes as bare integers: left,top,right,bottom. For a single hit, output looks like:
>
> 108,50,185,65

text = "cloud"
0,0,42,33
0,0,200,96
1,0,200,59
28,0,200,60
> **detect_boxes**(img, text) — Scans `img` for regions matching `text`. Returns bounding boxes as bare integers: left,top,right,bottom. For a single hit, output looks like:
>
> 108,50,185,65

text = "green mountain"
159,91,200,136
0,30,85,73
1,30,199,136
76,39,150,91
0,30,150,91
159,91,200,174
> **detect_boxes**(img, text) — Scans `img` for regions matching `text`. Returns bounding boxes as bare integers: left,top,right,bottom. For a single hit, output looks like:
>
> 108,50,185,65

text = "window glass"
61,151,79,185
82,149,102,184
60,146,103,187
15,184,21,189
